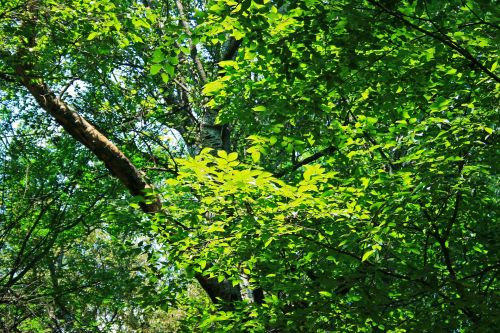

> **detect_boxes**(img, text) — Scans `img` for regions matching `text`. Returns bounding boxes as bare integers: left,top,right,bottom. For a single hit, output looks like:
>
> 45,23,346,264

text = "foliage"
0,0,498,332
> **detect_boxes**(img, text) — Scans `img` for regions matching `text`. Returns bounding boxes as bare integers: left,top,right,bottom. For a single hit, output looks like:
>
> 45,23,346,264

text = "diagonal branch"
275,146,337,177
14,64,161,213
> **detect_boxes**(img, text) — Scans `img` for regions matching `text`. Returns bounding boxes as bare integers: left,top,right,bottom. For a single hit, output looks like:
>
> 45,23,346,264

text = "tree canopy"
0,0,498,332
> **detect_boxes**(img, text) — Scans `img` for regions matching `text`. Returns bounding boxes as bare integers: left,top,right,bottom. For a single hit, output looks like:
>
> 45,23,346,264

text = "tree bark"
15,65,161,213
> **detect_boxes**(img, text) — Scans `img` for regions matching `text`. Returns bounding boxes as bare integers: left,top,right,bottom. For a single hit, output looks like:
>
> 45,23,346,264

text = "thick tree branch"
14,64,161,213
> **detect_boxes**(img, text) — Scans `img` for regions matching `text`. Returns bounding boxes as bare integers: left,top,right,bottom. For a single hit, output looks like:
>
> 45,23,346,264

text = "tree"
0,0,498,331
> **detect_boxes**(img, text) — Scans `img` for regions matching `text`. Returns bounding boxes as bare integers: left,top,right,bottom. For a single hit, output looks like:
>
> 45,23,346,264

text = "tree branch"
175,0,207,83
275,146,337,177
14,64,161,213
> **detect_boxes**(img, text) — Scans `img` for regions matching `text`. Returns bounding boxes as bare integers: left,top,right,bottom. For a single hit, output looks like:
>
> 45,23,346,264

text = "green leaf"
152,49,164,63
446,68,457,75
87,32,98,40
203,80,224,95
251,151,260,162
164,64,175,77
161,73,169,83
252,106,266,112
232,29,245,40
264,238,274,248
362,250,375,262
150,64,162,75
491,61,498,72
217,150,228,159
219,60,238,68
